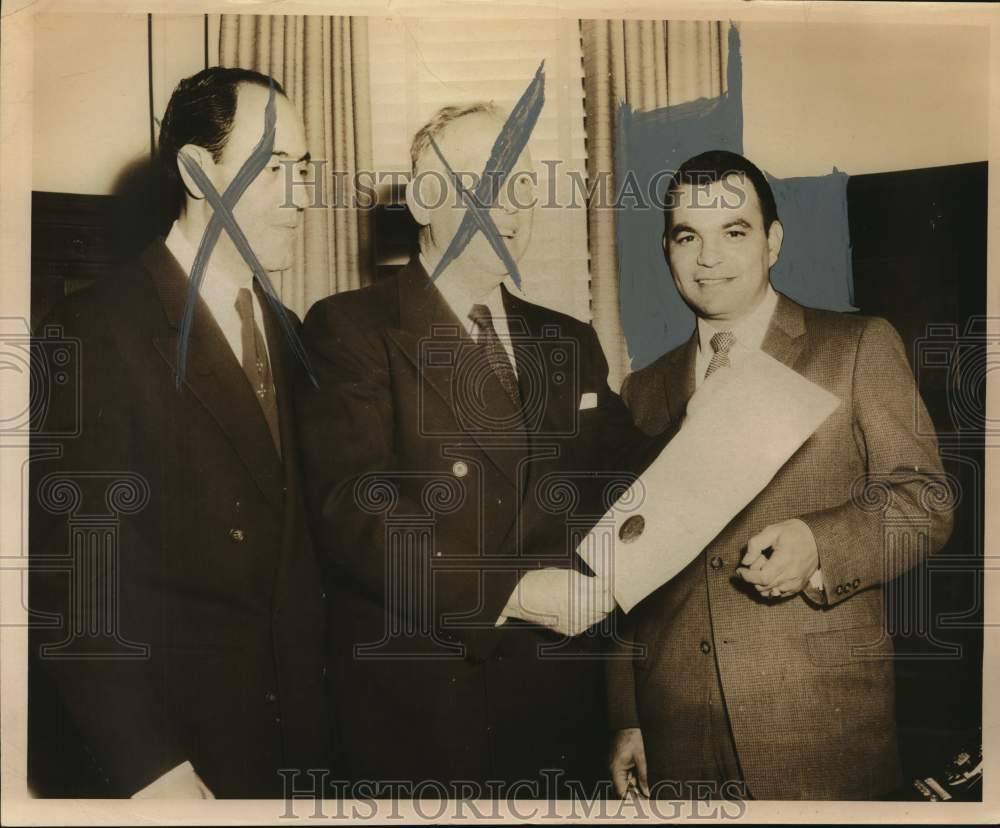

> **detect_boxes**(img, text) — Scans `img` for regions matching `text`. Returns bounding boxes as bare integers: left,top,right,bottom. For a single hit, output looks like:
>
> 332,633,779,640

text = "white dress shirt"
694,284,779,388
164,222,271,366
420,253,519,375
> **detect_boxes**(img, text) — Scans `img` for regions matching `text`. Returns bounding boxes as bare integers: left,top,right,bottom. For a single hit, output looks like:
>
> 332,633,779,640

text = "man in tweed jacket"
606,150,953,800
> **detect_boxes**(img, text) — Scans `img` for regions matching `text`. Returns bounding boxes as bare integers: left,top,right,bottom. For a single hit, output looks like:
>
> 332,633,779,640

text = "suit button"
699,641,711,654
228,528,246,543
452,461,469,478
836,585,845,595
265,691,277,703
852,578,861,588
710,556,723,569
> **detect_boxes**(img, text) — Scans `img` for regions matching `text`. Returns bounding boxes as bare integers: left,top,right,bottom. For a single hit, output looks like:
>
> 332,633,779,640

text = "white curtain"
217,14,375,318
581,20,728,389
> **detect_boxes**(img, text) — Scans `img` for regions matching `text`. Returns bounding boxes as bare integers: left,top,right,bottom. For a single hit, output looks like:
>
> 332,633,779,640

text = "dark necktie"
468,303,521,408
704,330,736,379
235,286,281,455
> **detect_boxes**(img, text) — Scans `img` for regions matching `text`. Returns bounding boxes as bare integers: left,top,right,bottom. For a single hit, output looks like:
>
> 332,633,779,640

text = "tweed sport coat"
607,293,953,800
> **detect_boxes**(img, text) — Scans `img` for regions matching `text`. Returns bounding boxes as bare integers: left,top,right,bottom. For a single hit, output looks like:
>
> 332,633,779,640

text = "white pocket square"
579,392,598,410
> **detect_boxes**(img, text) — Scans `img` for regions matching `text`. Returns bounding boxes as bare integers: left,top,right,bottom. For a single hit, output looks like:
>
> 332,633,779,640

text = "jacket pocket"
805,623,893,667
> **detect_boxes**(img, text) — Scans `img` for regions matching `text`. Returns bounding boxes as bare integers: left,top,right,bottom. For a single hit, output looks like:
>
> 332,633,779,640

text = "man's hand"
609,727,650,798
501,568,615,636
737,518,819,599
131,761,214,799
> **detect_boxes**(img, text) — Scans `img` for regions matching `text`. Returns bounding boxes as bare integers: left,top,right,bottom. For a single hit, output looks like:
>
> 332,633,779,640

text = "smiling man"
296,102,649,792
607,150,952,800
29,67,329,798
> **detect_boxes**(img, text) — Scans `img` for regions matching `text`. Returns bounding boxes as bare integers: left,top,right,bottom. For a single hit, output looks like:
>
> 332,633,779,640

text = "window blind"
368,17,592,322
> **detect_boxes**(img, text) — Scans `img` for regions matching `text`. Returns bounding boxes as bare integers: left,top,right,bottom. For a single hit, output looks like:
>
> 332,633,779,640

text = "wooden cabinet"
31,192,123,328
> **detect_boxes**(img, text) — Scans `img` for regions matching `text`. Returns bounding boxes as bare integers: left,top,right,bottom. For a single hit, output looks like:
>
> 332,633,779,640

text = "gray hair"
409,102,504,174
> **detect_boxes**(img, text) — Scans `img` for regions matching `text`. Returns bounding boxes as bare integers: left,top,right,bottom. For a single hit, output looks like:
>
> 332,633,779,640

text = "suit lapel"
386,260,522,485
502,285,576,438
665,293,806,421
662,333,698,423
259,294,306,592
386,262,464,418
760,292,807,370
259,290,298,469
143,240,285,513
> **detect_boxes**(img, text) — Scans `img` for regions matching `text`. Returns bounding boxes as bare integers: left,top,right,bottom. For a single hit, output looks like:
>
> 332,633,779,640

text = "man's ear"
766,219,784,268
405,174,431,227
175,143,216,200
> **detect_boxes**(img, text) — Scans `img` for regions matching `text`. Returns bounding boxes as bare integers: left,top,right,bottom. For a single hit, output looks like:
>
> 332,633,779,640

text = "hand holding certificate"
577,349,841,613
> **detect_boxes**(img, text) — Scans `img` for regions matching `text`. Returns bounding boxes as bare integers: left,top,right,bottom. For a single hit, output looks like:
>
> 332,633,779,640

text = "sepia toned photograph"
1,0,996,823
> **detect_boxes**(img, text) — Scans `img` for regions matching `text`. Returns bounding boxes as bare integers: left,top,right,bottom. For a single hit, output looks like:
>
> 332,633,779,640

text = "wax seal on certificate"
619,514,645,543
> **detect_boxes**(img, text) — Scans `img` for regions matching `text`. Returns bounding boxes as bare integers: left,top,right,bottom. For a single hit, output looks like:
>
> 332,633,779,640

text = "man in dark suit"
29,67,329,798
607,150,953,800
296,103,646,792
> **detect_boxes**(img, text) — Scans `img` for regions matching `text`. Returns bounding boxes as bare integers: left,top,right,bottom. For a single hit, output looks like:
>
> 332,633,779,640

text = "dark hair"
663,149,779,232
157,66,286,218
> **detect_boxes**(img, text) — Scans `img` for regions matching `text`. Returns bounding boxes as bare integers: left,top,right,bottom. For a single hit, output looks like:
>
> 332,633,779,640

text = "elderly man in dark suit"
607,150,953,800
297,103,647,792
29,67,329,798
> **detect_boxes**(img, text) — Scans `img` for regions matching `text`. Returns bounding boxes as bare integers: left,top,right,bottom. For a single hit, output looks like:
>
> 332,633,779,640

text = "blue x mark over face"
174,63,545,385
174,82,314,387
425,61,546,290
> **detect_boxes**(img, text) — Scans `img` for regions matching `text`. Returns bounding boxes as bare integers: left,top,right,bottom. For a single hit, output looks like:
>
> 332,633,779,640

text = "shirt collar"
696,283,779,356
164,221,253,296
418,251,518,329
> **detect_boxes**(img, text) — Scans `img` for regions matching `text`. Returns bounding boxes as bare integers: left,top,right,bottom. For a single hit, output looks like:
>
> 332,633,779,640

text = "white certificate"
578,349,842,613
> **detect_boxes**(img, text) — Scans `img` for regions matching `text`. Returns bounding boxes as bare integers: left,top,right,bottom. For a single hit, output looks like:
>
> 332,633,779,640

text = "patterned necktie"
468,303,521,407
704,330,736,379
235,286,281,455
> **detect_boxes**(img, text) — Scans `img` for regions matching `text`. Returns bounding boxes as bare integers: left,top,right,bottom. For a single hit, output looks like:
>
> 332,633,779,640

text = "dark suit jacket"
608,293,953,800
28,240,330,798
296,258,648,788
